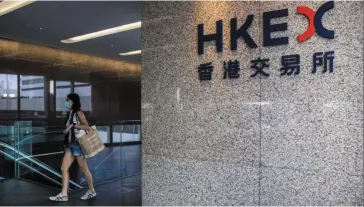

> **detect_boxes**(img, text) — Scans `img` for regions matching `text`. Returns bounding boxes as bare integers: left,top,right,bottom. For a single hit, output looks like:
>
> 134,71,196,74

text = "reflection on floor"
0,144,141,206
0,174,141,206
81,144,141,185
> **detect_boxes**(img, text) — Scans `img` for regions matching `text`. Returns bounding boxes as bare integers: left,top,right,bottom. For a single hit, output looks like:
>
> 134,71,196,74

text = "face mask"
65,101,71,109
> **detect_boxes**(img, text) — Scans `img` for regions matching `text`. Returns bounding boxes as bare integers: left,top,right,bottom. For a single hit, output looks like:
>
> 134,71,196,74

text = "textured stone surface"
260,167,363,206
142,102,261,166
260,1,363,176
141,1,262,167
142,1,364,206
142,155,259,206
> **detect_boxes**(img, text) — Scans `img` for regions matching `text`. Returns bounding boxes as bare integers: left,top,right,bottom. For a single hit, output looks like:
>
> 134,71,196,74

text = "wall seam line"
258,1,262,206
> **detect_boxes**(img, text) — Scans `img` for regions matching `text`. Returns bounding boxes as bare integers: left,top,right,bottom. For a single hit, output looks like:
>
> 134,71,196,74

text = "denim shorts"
65,143,83,157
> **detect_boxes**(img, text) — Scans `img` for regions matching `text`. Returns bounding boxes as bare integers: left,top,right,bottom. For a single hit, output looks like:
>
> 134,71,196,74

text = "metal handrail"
6,136,64,178
17,130,63,144
0,150,63,188
16,151,64,161
0,141,82,189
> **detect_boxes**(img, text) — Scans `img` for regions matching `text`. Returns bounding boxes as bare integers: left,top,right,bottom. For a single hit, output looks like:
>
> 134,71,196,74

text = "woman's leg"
76,156,94,192
61,152,75,195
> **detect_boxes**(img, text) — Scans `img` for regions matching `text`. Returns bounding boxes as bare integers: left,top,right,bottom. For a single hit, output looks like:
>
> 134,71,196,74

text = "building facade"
142,1,364,205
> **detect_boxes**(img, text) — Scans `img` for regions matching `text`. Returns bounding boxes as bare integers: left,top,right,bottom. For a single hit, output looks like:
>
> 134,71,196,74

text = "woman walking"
49,93,96,202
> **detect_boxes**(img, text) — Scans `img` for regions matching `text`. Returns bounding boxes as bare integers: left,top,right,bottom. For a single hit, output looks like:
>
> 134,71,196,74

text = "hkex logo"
297,1,334,42
197,1,335,55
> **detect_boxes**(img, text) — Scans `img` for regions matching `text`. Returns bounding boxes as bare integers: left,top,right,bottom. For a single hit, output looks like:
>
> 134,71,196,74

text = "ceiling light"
0,0,36,17
61,21,141,44
119,50,141,56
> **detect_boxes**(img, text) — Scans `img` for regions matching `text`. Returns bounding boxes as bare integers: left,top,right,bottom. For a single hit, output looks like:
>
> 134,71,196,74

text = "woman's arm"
75,111,90,130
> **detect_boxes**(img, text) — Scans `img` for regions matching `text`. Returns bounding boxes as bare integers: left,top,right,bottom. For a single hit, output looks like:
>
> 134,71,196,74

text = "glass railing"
112,124,141,143
16,131,83,190
0,120,141,190
0,141,82,190
0,120,81,190
79,122,141,184
96,122,141,144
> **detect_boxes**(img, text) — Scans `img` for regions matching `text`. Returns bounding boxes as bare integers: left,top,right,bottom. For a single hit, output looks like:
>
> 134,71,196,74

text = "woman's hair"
67,93,81,111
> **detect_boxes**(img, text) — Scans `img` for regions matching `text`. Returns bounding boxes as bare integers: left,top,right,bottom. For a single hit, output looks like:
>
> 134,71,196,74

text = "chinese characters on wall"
196,1,335,81
197,51,334,81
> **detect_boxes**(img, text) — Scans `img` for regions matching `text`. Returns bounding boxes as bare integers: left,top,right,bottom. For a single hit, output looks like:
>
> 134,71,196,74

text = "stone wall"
142,1,364,205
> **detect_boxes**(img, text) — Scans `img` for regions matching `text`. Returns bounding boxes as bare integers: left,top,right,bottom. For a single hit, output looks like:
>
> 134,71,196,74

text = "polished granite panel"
142,14,195,50
142,103,260,166
260,167,363,206
258,1,364,205
142,1,260,54
142,2,196,21
142,1,262,167
142,1,364,206
260,52,363,175
142,154,259,206
260,2,363,175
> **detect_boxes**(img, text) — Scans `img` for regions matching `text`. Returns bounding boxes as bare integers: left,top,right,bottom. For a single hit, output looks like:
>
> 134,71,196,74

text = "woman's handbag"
77,126,105,158
75,129,86,139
